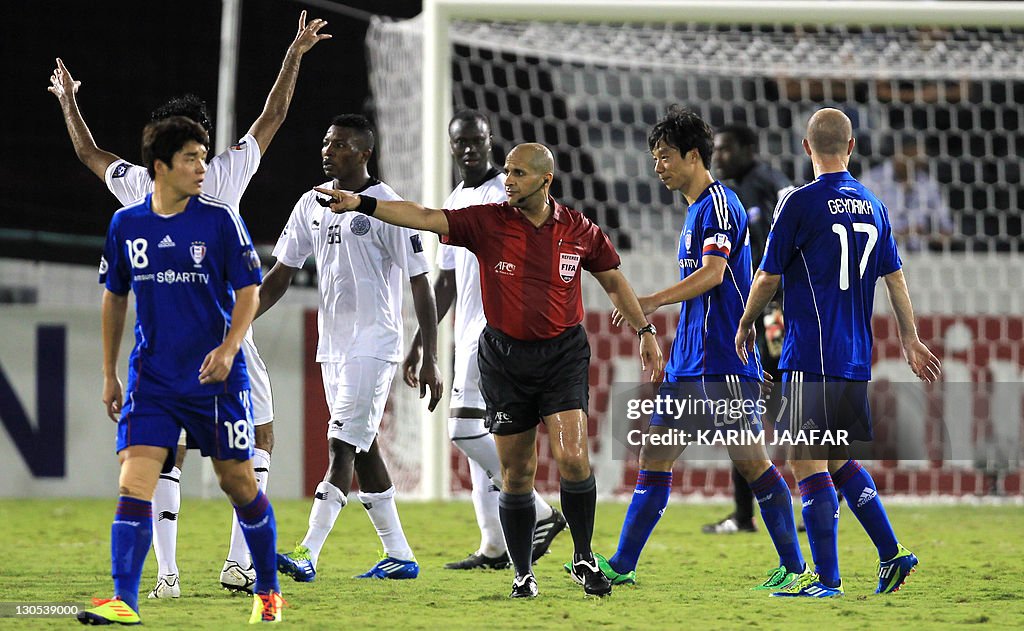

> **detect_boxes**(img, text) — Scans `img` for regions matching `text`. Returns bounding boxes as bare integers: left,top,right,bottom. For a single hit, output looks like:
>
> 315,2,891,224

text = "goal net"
367,3,1024,499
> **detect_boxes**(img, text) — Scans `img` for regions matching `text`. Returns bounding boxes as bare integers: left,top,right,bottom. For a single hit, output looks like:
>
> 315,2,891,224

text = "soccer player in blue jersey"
737,108,942,598
594,107,805,590
78,117,283,625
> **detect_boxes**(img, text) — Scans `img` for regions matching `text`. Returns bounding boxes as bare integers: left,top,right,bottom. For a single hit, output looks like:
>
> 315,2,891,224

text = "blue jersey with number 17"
761,171,902,380
100,193,263,398
666,181,761,379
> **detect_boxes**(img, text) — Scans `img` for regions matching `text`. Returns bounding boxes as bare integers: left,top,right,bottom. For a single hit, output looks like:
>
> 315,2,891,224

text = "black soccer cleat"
532,507,568,562
509,573,538,598
569,554,613,597
445,551,511,570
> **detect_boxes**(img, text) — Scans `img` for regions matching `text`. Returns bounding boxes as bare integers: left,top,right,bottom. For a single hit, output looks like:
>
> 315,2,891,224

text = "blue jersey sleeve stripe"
711,184,729,230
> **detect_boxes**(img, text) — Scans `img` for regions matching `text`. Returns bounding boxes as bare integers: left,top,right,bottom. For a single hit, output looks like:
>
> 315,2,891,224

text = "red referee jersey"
442,198,621,340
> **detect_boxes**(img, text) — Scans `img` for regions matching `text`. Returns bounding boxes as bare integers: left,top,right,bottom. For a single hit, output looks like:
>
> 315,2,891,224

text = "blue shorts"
779,371,872,442
649,374,764,434
118,390,255,464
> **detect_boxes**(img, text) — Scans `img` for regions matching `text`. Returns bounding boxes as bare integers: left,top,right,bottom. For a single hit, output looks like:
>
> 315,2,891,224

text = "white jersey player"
403,111,565,570
47,11,331,597
259,115,442,582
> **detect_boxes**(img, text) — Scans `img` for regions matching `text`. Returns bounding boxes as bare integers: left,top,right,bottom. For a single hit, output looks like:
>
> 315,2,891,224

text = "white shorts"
321,356,397,452
242,337,274,426
451,341,485,410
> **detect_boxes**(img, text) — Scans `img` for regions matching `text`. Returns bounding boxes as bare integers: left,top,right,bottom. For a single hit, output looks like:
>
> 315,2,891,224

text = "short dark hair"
141,116,209,178
151,94,213,137
717,123,759,152
330,114,375,152
648,105,714,169
450,109,490,131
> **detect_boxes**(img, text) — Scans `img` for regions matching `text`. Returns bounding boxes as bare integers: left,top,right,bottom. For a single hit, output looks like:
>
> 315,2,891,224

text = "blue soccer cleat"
277,545,316,583
876,544,918,594
355,555,420,579
771,571,843,598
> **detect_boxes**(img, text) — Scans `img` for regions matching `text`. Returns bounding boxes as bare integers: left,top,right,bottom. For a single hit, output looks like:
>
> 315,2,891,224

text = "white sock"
225,449,271,567
300,481,346,568
534,491,553,521
357,486,414,561
151,466,181,577
468,459,506,557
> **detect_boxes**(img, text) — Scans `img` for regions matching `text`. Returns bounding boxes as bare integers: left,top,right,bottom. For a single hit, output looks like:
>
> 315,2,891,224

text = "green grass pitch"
1,499,1021,629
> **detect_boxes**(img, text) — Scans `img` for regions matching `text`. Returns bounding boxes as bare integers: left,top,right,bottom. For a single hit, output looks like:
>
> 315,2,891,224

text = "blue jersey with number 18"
760,171,902,380
100,193,263,398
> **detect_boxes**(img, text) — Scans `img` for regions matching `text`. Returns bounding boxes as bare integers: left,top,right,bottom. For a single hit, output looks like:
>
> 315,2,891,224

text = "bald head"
508,143,554,175
806,108,853,156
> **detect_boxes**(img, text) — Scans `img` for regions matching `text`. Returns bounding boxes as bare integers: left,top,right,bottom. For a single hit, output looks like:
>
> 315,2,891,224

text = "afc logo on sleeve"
410,234,423,253
230,140,247,151
111,163,129,178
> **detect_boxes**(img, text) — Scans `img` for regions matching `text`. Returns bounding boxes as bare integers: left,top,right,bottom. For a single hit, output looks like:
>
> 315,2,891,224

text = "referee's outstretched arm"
314,188,450,235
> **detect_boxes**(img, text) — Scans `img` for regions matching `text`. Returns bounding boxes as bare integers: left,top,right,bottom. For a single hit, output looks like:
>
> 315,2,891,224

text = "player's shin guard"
301,481,346,566
227,449,271,566
832,460,899,561
559,474,597,558
799,472,841,588
111,496,153,613
358,486,415,561
498,491,536,577
609,470,671,574
751,466,804,574
235,490,279,595
151,467,180,577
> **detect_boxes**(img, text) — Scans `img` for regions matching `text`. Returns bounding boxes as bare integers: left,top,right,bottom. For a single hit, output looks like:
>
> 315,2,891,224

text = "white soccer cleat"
221,560,257,594
148,574,181,599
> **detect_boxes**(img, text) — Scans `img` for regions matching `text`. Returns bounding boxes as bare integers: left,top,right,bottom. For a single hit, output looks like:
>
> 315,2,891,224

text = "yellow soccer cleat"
76,597,141,625
249,591,285,624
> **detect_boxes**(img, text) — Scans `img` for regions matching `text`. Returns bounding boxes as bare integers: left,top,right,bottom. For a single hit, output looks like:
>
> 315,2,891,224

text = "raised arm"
736,269,781,364
884,269,941,382
101,289,129,421
247,11,331,154
48,58,120,180
314,188,451,236
410,273,443,411
592,268,665,382
404,269,456,387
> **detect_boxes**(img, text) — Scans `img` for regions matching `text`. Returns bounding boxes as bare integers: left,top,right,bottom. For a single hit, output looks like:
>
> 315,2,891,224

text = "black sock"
560,474,597,558
498,491,536,577
733,466,755,524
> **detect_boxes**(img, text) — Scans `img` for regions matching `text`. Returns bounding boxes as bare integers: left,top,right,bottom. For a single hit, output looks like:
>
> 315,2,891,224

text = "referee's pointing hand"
314,187,358,213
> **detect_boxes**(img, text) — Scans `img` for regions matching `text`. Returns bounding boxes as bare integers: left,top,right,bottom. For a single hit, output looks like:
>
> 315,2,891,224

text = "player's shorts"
649,374,764,435
321,356,398,452
118,390,255,469
779,371,872,442
478,324,590,436
451,336,485,410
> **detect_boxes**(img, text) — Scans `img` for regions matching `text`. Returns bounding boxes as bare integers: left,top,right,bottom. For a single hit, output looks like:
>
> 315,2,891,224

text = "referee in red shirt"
315,142,663,599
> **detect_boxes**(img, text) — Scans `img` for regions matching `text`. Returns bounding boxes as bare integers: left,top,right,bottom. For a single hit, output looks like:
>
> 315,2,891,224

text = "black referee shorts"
478,324,590,436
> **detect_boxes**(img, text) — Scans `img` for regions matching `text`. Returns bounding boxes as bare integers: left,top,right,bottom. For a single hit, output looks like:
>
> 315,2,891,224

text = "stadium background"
1,0,1021,505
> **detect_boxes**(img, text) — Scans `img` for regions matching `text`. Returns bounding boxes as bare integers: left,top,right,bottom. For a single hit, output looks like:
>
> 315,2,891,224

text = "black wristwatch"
637,323,657,339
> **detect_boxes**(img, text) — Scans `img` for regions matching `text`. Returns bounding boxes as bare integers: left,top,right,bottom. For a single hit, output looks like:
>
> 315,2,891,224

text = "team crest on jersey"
190,242,207,268
111,163,129,178
230,140,247,151
685,231,692,250
350,215,371,236
559,252,581,283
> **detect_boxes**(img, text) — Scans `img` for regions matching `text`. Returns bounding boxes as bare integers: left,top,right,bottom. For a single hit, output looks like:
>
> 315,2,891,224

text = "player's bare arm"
410,273,443,411
199,284,259,384
404,269,456,387
736,269,781,364
101,289,128,422
314,187,451,235
884,269,942,382
248,11,331,153
255,261,299,318
48,58,121,180
611,254,727,326
592,268,665,382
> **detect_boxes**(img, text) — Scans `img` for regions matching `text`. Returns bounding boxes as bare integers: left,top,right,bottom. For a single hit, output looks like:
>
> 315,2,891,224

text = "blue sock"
235,490,279,594
799,472,841,588
833,460,898,561
750,466,804,574
111,496,152,613
608,470,671,573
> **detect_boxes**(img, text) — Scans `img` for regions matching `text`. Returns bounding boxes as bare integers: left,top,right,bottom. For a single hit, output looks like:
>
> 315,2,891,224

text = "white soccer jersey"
439,170,506,408
273,179,431,363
